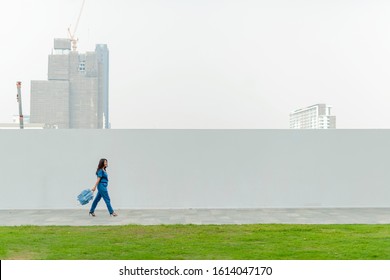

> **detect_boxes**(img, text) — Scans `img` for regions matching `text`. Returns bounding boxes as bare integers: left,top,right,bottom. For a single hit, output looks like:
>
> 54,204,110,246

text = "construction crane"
68,0,86,51
16,81,24,129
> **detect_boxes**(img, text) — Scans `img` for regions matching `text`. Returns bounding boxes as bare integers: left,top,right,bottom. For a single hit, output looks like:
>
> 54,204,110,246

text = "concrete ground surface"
0,208,390,226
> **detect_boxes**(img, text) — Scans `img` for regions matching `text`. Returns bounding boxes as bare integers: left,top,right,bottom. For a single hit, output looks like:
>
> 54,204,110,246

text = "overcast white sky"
1,0,390,128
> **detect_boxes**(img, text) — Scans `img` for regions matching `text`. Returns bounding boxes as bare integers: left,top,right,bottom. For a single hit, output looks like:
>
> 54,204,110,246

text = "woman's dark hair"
96,158,107,174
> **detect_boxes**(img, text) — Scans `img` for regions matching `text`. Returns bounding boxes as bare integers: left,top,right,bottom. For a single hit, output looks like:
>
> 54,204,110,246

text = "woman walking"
89,158,118,217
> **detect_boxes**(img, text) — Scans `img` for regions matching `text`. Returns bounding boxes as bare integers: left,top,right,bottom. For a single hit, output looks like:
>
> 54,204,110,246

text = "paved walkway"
0,208,390,226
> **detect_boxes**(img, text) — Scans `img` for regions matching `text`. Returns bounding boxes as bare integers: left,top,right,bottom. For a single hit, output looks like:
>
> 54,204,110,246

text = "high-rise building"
30,39,109,128
290,104,336,129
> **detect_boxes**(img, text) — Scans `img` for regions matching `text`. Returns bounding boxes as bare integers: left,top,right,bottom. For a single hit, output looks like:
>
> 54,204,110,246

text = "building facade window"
78,61,86,72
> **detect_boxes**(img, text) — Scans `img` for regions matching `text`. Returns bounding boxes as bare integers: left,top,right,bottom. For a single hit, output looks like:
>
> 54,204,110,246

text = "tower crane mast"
68,0,86,51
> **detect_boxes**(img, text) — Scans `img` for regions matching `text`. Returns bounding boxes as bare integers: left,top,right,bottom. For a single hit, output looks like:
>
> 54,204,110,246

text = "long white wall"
1,130,390,210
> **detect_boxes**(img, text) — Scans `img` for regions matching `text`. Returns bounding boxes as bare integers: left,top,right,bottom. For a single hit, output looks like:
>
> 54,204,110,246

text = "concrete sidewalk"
0,208,390,226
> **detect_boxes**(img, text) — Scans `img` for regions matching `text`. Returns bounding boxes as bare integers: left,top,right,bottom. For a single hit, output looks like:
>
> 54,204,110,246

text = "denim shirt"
97,169,109,186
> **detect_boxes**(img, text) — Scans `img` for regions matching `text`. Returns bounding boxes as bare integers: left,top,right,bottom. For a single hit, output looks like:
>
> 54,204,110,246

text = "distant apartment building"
13,115,30,124
30,39,109,129
0,124,44,129
290,104,336,129
0,118,44,129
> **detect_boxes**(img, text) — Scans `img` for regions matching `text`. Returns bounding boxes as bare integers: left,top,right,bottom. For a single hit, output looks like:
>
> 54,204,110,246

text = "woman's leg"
98,186,114,214
89,191,102,213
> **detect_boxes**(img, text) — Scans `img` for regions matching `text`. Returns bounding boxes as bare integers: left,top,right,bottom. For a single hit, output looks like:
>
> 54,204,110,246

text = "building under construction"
30,38,109,129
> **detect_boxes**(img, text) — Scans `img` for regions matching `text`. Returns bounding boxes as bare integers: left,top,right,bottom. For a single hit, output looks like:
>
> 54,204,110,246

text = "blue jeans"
89,184,114,214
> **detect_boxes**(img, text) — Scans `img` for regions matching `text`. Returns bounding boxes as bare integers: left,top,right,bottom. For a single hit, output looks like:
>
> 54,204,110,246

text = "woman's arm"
92,177,101,192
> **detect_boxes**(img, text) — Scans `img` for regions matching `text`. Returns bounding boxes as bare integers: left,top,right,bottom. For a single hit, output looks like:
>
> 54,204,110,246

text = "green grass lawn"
1,224,390,260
